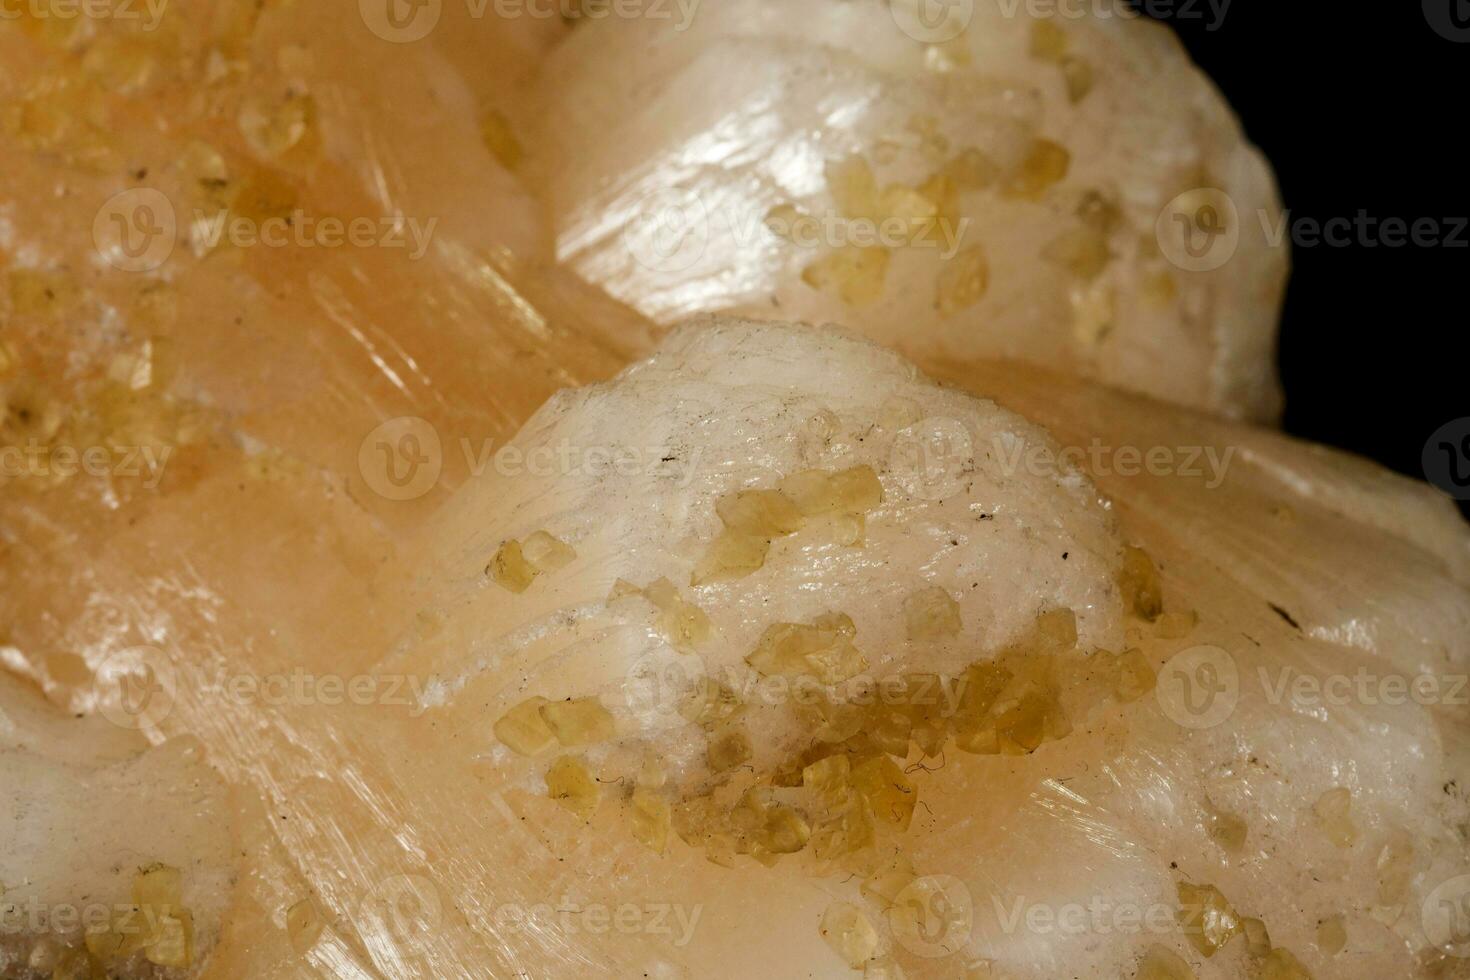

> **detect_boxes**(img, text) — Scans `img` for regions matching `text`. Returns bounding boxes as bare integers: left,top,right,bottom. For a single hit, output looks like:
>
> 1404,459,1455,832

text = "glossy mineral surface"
1,4,1465,980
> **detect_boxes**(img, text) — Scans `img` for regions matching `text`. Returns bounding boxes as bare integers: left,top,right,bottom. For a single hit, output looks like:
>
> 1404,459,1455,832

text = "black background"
1131,0,1467,517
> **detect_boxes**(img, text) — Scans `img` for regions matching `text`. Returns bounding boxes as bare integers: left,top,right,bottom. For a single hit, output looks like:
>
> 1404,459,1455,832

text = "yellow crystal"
803,246,891,307
691,529,771,585
1312,787,1357,848
937,246,991,316
746,614,867,684
1242,916,1272,956
494,697,558,757
285,899,323,953
1177,882,1242,957
1259,948,1314,980
1030,20,1069,62
539,697,616,746
780,466,884,516
1042,227,1111,281
521,530,577,573
1316,915,1346,955
827,156,881,221
1004,139,1071,201
820,902,880,969
852,756,916,830
630,787,671,854
1136,944,1194,980
480,108,523,170
1120,546,1164,621
1062,56,1095,103
904,586,962,640
716,489,806,537
707,726,753,773
545,755,600,820
488,540,539,593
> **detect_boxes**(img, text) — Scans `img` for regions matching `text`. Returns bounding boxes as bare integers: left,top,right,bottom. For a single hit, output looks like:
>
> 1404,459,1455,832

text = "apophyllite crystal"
0,3,1464,980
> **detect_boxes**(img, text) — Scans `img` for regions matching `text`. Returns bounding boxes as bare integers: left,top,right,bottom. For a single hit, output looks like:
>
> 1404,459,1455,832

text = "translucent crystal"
1312,787,1357,848
494,697,558,757
539,697,616,746
802,246,891,307
545,756,600,819
1004,140,1071,201
691,530,771,585
1176,882,1242,957
630,787,671,854
937,247,991,317
521,531,577,573
905,586,962,640
746,614,867,684
1120,546,1164,621
820,902,879,969
716,489,805,536
488,540,539,593
1136,945,1194,980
